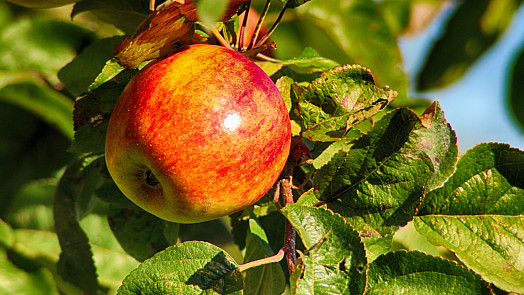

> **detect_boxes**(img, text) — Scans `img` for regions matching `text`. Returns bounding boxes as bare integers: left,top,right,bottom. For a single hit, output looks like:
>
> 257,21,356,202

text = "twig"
284,213,296,272
272,153,298,274
237,1,251,50
237,248,285,272
280,176,296,274
248,0,271,49
255,4,288,48
273,183,282,209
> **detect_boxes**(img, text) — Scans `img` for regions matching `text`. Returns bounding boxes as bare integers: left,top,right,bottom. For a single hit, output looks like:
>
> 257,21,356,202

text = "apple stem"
254,4,288,48
237,1,251,50
273,183,282,209
237,248,285,272
248,0,271,50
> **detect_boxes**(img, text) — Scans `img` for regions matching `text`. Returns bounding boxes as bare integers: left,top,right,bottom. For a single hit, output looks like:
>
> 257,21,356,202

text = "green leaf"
0,219,14,249
89,59,129,91
54,155,105,295
392,221,453,259
89,241,141,293
243,217,286,295
1,227,83,295
0,247,58,295
297,65,396,141
376,0,411,37
414,144,524,293
118,241,243,295
77,213,124,253
0,82,74,140
69,120,109,154
366,251,492,294
5,178,56,231
275,76,293,112
313,108,436,236
255,60,284,77
311,128,364,169
295,188,319,206
412,101,458,191
0,18,96,84
69,68,138,153
230,205,287,263
59,37,126,97
72,0,150,35
414,215,524,294
0,102,74,217
277,47,340,71
94,178,137,209
362,235,393,264
296,0,408,101
282,205,367,295
108,205,177,262
417,0,524,91
419,143,524,215
507,45,524,132
8,227,139,294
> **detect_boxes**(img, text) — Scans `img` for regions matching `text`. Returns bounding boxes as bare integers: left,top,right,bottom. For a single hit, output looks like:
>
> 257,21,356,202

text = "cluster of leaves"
0,0,523,295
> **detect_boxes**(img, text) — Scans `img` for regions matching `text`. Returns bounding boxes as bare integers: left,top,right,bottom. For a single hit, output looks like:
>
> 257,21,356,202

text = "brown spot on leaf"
419,101,438,128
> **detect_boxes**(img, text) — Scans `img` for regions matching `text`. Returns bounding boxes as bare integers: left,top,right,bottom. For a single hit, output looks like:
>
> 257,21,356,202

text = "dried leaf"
114,1,197,69
114,0,251,69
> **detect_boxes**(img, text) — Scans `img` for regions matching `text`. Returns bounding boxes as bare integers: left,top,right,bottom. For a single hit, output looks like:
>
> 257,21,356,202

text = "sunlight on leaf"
419,143,524,215
414,215,524,294
314,108,432,236
367,251,492,294
118,241,243,295
282,205,367,295
54,155,105,295
297,64,396,142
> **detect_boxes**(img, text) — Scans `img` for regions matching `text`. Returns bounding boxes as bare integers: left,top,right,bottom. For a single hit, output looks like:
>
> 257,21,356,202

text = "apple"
5,0,78,9
105,44,291,223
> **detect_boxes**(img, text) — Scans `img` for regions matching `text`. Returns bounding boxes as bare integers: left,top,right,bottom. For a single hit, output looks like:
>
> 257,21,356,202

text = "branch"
237,1,251,50
255,5,287,48
248,0,271,49
237,248,285,272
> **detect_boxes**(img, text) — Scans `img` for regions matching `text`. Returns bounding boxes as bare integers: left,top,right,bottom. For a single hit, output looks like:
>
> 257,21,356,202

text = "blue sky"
399,4,524,153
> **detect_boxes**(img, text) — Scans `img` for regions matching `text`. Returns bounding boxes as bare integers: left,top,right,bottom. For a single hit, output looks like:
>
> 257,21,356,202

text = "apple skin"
6,0,78,8
105,44,291,223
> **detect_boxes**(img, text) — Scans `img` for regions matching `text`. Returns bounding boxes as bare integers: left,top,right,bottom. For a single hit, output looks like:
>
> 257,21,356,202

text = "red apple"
105,44,291,223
